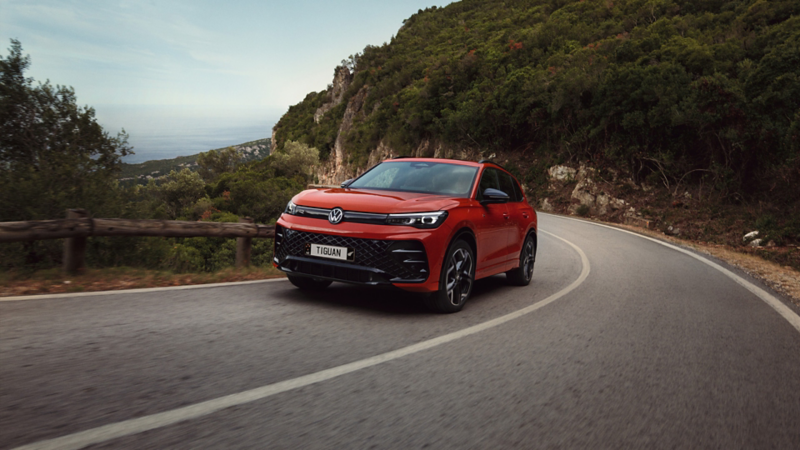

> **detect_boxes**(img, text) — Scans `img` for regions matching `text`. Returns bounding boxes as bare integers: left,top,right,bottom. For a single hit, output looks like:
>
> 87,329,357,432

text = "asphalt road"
2,214,800,449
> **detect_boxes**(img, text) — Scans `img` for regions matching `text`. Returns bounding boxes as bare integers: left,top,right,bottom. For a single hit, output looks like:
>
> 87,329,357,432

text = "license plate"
306,243,354,261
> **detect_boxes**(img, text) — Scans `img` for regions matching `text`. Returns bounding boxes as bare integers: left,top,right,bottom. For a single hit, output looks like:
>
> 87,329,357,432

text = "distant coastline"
93,105,278,164
121,123,268,163
119,138,271,187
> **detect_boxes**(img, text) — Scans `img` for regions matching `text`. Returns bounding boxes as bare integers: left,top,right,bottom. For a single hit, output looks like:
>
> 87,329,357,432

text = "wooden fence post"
63,209,89,274
236,217,253,268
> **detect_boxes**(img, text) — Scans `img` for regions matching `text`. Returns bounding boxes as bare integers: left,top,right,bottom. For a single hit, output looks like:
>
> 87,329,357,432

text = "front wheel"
425,240,475,313
506,234,536,286
288,275,332,290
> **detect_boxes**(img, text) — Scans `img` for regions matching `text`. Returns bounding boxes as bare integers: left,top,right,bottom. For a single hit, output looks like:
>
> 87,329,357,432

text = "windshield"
349,161,479,197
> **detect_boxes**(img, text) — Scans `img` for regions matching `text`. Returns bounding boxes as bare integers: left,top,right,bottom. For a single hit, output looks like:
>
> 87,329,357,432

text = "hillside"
273,0,800,201
119,138,271,186
269,0,800,268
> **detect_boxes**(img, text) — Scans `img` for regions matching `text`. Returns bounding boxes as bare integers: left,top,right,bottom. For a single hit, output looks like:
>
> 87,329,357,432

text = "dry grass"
0,266,285,298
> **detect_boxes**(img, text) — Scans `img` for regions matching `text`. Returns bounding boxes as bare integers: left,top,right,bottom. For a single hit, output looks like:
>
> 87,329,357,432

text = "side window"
477,168,500,200
498,171,519,202
511,177,524,202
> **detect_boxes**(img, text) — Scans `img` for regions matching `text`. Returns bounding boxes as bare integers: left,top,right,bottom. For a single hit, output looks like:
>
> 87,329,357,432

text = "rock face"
270,64,498,187
318,131,481,185
309,68,481,185
270,128,278,156
570,167,598,214
317,85,370,185
545,163,627,216
744,231,763,247
538,198,555,212
313,67,353,124
272,67,355,174
548,165,576,182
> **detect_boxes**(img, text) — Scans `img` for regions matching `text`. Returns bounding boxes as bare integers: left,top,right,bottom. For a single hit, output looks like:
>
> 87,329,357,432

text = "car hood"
293,188,462,214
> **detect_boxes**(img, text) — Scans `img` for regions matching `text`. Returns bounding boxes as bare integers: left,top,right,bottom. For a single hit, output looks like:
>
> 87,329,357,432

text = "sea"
95,105,280,163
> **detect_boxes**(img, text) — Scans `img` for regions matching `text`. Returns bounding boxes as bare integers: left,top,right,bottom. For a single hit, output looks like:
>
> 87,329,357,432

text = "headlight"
385,211,448,229
285,200,297,215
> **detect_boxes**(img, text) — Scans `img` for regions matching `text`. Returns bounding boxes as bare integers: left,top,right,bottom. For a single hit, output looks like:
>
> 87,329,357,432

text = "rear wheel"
288,275,332,290
425,240,475,313
506,234,535,286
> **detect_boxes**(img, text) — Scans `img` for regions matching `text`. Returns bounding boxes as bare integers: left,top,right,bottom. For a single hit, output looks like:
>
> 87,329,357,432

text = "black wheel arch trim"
450,227,477,258
528,228,538,256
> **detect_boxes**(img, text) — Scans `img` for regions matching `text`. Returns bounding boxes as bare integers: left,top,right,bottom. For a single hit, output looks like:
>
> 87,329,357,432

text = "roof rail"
478,159,512,173
392,155,414,159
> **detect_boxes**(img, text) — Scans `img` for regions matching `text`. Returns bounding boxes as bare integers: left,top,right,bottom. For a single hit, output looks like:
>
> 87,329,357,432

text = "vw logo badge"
328,207,344,224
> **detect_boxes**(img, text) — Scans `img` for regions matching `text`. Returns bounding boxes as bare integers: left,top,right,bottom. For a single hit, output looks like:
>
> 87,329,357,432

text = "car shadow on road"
278,284,429,316
275,274,513,316
468,274,513,304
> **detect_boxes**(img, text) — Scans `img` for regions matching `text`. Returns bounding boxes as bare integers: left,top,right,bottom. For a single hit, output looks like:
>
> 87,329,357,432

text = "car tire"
506,234,536,286
425,239,475,313
288,275,332,290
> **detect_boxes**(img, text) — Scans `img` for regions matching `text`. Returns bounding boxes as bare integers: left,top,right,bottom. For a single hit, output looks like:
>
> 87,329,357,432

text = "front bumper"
273,216,448,292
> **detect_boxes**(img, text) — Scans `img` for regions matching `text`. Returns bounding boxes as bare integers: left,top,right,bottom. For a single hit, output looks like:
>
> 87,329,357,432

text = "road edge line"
11,231,589,450
0,278,288,302
544,213,800,335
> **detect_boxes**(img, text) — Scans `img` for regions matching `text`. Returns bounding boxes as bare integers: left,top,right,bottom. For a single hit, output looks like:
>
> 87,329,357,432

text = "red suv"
274,158,537,313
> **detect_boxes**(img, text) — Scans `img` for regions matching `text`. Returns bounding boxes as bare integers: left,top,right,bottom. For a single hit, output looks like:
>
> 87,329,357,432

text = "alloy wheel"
445,247,473,306
523,240,535,281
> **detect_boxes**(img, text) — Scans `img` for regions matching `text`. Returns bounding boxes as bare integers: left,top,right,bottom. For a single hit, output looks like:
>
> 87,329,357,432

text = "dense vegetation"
0,41,312,273
274,0,800,204
5,0,800,274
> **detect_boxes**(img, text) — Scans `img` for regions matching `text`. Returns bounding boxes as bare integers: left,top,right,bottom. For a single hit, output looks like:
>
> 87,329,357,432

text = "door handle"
503,213,510,220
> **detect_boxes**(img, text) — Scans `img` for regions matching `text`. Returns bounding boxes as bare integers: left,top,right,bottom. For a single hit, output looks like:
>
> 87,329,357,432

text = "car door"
473,168,512,272
498,170,530,260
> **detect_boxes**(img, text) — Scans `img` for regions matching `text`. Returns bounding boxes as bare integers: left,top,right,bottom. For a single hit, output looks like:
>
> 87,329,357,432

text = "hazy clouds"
1,0,452,160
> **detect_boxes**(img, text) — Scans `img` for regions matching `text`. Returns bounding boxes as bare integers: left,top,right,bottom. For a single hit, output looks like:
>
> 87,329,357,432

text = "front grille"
287,259,375,283
274,225,428,282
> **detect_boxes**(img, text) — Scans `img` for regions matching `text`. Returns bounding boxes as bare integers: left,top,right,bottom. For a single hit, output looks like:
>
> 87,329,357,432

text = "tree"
0,40,132,221
196,146,242,182
271,140,320,180
341,53,360,72
144,168,206,219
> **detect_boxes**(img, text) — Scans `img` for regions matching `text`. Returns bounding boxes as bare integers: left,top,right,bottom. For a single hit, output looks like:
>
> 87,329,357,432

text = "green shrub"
251,238,275,268
163,243,205,273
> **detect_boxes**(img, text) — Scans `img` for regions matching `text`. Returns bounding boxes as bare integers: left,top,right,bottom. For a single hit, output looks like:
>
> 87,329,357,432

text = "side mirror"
341,179,354,188
480,188,510,205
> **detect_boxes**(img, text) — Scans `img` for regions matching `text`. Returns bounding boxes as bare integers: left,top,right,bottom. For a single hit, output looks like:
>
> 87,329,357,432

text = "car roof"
383,157,514,174
383,157,480,167
383,157,508,169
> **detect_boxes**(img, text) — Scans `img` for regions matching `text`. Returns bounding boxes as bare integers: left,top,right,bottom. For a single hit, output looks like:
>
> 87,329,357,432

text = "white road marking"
0,278,288,302
11,231,589,450
547,213,800,335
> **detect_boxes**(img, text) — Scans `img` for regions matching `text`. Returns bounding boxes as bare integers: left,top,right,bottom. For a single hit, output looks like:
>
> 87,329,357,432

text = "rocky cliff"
317,84,368,185
275,68,485,186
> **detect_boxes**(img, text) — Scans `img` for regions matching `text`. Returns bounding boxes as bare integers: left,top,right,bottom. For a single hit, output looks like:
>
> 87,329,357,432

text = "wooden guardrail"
0,209,276,274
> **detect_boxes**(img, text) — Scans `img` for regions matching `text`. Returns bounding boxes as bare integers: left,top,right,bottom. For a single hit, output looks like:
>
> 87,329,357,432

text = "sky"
2,0,454,162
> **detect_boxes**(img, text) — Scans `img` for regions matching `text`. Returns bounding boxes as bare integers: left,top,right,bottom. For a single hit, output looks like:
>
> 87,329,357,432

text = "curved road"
2,214,799,449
